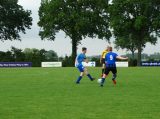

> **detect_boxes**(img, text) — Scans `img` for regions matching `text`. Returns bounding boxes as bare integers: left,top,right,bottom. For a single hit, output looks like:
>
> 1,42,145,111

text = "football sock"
112,80,116,85
87,74,93,80
101,78,105,86
76,76,82,83
102,69,105,74
112,74,117,80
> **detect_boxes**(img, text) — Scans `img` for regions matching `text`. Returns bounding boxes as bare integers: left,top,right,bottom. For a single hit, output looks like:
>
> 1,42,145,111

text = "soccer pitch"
0,67,159,119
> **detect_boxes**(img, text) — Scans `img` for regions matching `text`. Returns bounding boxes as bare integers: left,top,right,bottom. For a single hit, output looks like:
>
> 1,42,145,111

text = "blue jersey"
105,52,118,67
75,53,86,67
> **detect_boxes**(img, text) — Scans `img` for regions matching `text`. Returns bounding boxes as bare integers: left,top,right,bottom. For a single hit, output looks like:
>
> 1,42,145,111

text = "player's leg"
84,68,95,81
100,68,109,87
100,74,106,87
111,67,117,85
76,72,84,84
76,65,85,84
101,63,105,76
101,59,105,77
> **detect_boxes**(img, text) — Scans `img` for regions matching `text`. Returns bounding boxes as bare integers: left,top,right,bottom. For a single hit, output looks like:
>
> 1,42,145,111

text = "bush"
91,57,101,67
129,59,137,66
62,56,73,67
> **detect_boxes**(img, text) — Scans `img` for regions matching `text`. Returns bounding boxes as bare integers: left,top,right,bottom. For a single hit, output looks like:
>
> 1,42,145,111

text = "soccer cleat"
112,79,116,85
91,78,95,81
100,84,103,87
76,81,80,84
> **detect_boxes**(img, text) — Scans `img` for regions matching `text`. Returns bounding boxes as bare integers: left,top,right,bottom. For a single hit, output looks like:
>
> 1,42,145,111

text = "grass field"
0,67,160,119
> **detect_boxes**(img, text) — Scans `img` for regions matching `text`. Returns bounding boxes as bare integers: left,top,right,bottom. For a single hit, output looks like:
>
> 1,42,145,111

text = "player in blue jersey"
100,46,128,87
75,47,95,84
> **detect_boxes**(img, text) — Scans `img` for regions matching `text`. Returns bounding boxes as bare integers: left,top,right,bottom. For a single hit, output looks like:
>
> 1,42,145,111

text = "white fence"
41,62,62,67
41,61,128,67
116,62,128,67
82,62,96,67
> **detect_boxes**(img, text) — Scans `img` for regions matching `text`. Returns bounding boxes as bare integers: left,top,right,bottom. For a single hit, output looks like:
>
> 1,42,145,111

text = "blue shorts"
76,64,85,72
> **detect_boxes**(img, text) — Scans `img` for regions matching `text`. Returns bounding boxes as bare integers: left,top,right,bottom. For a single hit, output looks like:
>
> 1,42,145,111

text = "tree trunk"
71,37,77,66
131,50,135,59
137,29,145,66
137,43,142,66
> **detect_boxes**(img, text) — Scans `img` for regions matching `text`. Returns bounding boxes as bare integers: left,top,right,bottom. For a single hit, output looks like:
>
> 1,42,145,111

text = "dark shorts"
101,58,105,64
104,67,117,75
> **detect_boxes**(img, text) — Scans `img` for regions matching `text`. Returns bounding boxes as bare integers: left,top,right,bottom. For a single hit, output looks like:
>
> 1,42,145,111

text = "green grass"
0,67,160,119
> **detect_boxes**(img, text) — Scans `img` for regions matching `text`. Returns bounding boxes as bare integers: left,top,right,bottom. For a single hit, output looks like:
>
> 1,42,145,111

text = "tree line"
0,0,160,66
0,46,159,67
0,47,58,67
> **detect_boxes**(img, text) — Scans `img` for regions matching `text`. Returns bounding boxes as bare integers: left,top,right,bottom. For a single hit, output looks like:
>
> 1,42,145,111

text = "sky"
0,0,160,57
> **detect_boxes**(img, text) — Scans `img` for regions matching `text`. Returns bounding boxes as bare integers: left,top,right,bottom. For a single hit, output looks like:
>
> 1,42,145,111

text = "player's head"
106,45,110,51
82,47,87,54
108,46,112,52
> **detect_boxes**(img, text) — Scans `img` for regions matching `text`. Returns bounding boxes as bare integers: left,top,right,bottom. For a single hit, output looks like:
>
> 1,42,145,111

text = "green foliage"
62,55,73,67
109,0,160,66
0,47,58,67
0,0,32,40
114,34,137,59
11,46,25,61
0,51,14,61
149,52,160,60
45,50,58,61
38,0,111,65
24,48,42,67
24,48,58,67
128,58,137,67
91,57,101,67
38,0,111,40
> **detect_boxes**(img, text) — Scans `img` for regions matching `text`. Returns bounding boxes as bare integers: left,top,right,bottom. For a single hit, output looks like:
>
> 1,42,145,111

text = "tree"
11,46,25,61
109,0,160,66
0,0,32,41
0,51,5,61
45,50,58,61
38,0,111,65
114,33,137,59
39,49,47,61
62,55,73,67
24,48,34,62
3,51,14,62
24,48,58,67
24,48,41,67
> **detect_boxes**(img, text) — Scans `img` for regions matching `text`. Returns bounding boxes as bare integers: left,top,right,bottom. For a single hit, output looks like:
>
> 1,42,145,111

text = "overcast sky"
0,0,159,57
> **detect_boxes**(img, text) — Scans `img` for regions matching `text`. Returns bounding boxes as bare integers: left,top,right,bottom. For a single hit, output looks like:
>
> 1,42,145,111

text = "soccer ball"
97,78,102,83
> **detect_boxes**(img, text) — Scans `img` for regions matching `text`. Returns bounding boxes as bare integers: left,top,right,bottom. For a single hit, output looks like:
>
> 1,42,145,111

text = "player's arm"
100,52,104,63
83,54,89,63
116,56,128,60
100,56,103,63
